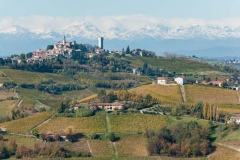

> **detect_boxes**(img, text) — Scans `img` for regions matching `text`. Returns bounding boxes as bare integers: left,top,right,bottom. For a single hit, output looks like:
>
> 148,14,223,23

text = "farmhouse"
174,76,187,85
157,77,169,85
90,101,124,111
73,104,82,111
0,127,7,132
228,117,240,124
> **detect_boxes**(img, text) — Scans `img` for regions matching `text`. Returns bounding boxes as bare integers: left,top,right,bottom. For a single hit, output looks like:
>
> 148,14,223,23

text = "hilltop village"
10,35,156,64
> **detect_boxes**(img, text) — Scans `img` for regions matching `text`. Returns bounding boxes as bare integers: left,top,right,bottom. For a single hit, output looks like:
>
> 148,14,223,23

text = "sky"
0,0,240,31
0,0,239,19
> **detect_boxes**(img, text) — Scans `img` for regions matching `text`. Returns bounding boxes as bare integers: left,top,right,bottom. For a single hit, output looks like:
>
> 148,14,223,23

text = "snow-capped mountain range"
1,22,240,40
1,21,240,57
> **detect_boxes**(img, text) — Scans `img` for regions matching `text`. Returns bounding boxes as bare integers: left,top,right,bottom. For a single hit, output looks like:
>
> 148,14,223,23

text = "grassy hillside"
0,91,18,100
0,111,55,134
0,100,18,114
130,84,182,102
37,116,106,134
127,57,223,74
0,69,76,84
109,114,167,133
185,84,239,105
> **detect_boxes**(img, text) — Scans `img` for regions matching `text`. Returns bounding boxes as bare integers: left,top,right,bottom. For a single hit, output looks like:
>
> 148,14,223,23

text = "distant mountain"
1,22,240,57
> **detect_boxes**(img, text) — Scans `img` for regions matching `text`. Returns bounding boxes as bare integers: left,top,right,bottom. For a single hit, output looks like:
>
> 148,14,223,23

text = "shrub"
109,133,116,142
76,108,93,117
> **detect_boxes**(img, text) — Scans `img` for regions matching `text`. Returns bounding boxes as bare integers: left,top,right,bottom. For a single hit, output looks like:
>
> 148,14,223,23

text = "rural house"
174,76,187,85
228,117,240,124
90,101,124,111
157,77,169,85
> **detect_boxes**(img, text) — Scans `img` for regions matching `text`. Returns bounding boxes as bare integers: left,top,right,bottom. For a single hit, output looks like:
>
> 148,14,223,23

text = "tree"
26,52,32,58
46,45,54,50
97,89,106,98
64,126,76,135
31,128,39,137
19,53,25,60
126,46,130,54
109,133,116,142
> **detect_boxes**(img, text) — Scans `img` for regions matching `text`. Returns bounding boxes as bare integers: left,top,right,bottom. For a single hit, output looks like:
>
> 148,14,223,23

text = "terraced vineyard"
185,84,239,104
0,111,56,134
37,116,106,134
130,84,182,102
109,114,167,133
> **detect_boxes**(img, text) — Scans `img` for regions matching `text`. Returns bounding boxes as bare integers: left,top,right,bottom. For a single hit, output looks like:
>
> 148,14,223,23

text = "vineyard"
130,84,182,102
0,111,56,134
19,98,36,109
78,94,98,103
185,84,239,105
63,89,95,100
0,69,76,84
1,69,42,84
109,114,167,133
89,140,115,157
127,57,222,74
208,145,240,160
37,99,66,109
115,134,148,156
0,91,18,100
217,104,240,113
0,100,18,114
16,88,66,100
37,116,106,134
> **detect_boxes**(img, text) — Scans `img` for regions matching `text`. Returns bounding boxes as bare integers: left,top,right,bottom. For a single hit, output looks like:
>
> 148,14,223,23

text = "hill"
130,84,182,102
126,57,224,74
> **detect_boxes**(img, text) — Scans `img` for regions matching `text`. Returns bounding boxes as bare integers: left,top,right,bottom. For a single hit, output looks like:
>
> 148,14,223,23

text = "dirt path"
237,92,240,104
179,85,187,102
216,142,240,153
87,140,93,156
105,112,111,133
17,99,23,107
25,112,57,134
0,69,13,81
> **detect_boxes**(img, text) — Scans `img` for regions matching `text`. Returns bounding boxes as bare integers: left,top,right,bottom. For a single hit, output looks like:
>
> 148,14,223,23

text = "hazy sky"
0,0,239,19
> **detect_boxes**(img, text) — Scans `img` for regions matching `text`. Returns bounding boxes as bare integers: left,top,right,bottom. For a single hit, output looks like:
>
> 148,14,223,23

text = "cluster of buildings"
11,36,105,64
157,76,187,85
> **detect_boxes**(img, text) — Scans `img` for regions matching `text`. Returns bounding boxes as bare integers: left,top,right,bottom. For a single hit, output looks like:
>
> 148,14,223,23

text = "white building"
157,77,169,85
98,37,104,49
174,77,187,85
228,117,240,124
